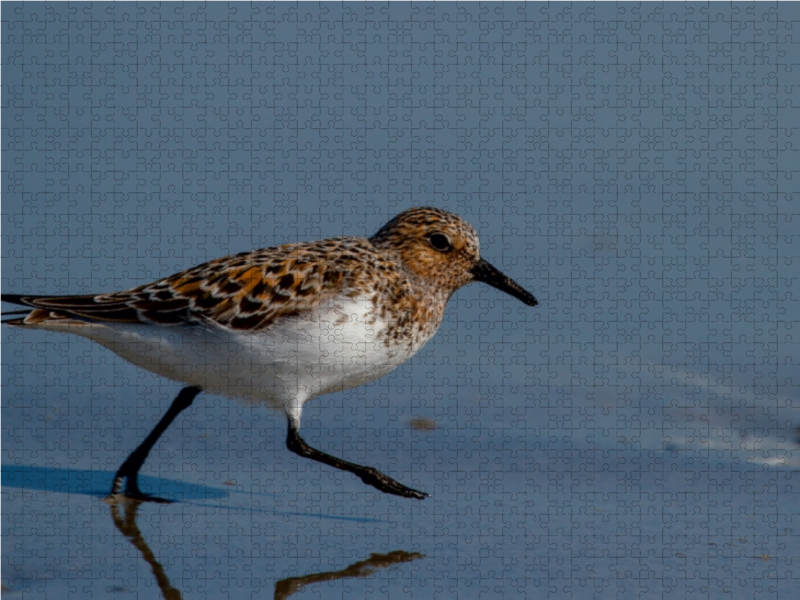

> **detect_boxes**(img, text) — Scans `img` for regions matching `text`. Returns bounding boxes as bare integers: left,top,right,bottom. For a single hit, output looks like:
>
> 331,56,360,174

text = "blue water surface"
3,3,799,599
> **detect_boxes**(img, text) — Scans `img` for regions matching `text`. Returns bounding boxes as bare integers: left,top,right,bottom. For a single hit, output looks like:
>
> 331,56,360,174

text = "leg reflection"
110,500,182,600
274,550,424,600
108,500,423,600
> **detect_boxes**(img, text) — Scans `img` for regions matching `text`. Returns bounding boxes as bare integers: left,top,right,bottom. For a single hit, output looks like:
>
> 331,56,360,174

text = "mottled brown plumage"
7,207,536,347
3,207,537,501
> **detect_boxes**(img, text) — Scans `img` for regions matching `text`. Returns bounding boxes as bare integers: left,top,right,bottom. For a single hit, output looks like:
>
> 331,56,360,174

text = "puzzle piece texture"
3,3,799,599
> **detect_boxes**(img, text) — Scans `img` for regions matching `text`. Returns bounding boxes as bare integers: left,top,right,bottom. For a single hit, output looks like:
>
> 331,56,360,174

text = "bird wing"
2,240,359,332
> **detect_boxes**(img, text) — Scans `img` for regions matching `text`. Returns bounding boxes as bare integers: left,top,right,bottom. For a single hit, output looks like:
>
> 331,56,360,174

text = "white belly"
42,298,428,418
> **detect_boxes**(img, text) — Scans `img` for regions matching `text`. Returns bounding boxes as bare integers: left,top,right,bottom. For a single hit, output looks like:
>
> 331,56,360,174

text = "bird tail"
1,295,34,324
1,294,76,325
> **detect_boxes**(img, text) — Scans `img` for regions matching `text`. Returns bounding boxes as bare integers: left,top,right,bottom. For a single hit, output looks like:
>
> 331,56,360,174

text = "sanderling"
3,207,537,501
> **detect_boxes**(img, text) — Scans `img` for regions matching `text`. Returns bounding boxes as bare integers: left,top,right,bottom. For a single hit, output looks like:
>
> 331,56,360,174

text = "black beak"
471,259,538,307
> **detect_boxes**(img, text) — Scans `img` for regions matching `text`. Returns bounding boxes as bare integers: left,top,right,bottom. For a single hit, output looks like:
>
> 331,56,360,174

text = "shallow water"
3,3,800,598
4,337,799,598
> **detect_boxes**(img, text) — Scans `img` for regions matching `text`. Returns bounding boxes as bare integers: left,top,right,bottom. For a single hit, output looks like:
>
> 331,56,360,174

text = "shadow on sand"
1,464,230,501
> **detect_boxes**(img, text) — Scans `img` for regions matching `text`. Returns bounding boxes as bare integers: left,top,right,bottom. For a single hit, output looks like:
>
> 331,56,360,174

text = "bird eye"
428,233,452,252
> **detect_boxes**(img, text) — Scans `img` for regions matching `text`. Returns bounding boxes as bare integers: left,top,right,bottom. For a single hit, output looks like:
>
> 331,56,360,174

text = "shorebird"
3,207,537,501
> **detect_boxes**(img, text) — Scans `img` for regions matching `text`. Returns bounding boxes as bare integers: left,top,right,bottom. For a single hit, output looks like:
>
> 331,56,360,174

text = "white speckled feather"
4,207,537,500
32,296,428,424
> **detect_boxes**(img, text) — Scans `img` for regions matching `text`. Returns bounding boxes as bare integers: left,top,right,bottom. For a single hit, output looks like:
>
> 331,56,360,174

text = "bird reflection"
274,550,424,600
109,500,182,600
108,500,424,600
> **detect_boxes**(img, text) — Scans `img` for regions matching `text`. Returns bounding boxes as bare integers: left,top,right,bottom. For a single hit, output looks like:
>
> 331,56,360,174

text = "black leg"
286,417,428,500
109,385,202,502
